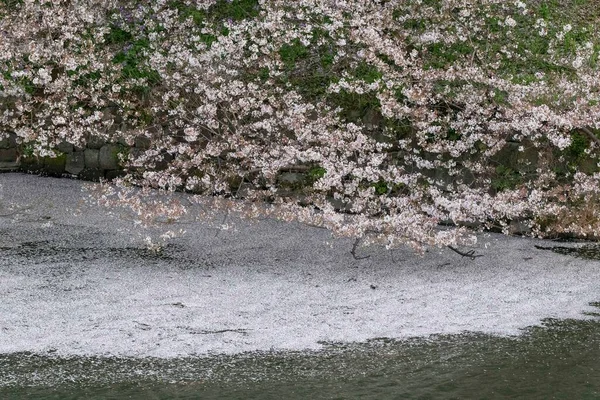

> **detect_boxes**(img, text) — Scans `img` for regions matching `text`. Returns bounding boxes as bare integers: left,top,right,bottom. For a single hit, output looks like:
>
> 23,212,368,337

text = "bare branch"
581,127,600,147
350,237,370,260
447,245,483,260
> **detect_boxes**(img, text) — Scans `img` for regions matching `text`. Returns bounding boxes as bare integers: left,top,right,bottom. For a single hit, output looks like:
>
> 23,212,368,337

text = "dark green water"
2,315,600,399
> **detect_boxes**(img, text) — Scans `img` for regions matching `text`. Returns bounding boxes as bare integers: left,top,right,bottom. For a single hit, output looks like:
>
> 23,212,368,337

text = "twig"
447,245,483,260
350,237,370,260
581,127,600,147
195,328,249,335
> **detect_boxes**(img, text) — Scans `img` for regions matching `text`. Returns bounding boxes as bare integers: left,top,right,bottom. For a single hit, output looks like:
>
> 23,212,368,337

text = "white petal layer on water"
0,173,598,358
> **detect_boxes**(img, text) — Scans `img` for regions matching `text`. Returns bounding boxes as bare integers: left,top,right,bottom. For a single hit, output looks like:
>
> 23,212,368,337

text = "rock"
42,154,67,176
99,145,119,170
134,136,152,150
362,108,383,129
19,156,43,173
0,133,16,149
0,148,17,162
56,141,74,154
114,134,130,147
84,149,100,169
79,168,104,181
128,147,144,160
105,169,125,181
87,135,106,150
0,161,19,171
153,152,173,170
65,152,85,175
328,196,353,213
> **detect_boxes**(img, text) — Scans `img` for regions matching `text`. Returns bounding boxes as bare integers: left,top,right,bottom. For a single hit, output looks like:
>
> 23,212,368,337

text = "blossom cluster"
1,0,600,250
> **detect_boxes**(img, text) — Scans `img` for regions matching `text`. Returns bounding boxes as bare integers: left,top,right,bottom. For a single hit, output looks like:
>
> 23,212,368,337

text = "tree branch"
581,127,600,147
351,237,370,260
447,245,483,260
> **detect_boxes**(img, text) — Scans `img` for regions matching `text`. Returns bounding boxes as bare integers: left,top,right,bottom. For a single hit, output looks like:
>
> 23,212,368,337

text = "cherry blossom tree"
1,0,600,252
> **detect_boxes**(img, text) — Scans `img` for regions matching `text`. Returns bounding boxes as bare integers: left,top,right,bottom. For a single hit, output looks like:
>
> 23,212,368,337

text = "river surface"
2,174,600,398
3,315,600,399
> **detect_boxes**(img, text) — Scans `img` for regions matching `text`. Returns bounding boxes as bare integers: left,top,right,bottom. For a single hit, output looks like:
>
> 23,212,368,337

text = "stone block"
0,148,18,162
134,136,152,150
0,133,16,149
65,151,85,175
128,147,144,160
491,142,520,170
362,108,383,129
105,169,126,181
105,123,122,137
99,144,119,170
0,161,19,171
84,149,100,169
43,154,67,176
56,141,74,154
102,107,123,124
19,156,42,169
115,134,130,146
87,135,106,150
79,168,104,182
154,152,173,170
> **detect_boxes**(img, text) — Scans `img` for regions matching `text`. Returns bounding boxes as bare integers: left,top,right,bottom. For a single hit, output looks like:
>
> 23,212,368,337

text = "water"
2,315,600,399
3,173,600,398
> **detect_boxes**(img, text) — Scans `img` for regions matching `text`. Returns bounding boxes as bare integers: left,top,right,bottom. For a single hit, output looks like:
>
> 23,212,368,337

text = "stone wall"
0,130,557,236
0,130,545,191
0,132,135,181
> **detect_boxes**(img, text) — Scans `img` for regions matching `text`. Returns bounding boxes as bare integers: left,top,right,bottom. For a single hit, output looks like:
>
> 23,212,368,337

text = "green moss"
402,18,426,30
445,128,461,142
291,74,334,100
0,0,23,15
353,62,383,83
170,0,260,28
137,109,154,127
113,144,130,167
538,1,553,19
105,25,133,45
257,67,270,81
72,69,102,88
44,153,67,167
20,143,35,158
111,38,161,91
491,88,510,105
591,43,600,68
279,39,310,68
307,166,326,183
394,0,599,84
566,132,588,160
170,1,208,25
329,90,380,123
492,165,523,192
17,76,36,95
320,52,335,68
373,180,388,195
424,42,474,69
